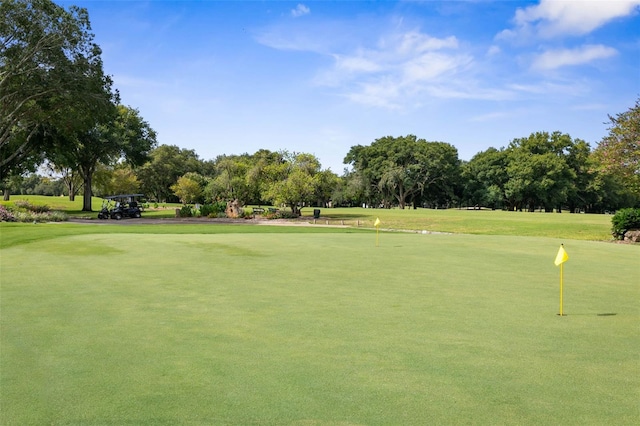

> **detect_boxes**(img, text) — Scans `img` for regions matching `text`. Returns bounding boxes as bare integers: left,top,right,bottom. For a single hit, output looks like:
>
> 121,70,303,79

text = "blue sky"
58,0,640,173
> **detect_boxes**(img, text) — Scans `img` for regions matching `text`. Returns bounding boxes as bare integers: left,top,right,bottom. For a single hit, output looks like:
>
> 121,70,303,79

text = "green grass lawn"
0,194,183,219
1,223,638,425
300,207,613,241
1,195,614,240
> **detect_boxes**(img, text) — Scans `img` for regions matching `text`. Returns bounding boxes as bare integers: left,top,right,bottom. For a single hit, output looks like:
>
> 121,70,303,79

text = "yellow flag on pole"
374,218,380,227
554,244,569,266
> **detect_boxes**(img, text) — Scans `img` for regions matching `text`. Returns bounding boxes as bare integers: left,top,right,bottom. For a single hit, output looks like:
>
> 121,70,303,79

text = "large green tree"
563,138,594,212
332,170,368,207
137,145,202,203
50,105,157,211
313,169,340,207
593,98,640,202
461,148,509,209
171,174,203,205
203,150,286,206
92,163,140,197
206,154,252,203
0,0,113,178
503,132,582,212
244,149,284,205
262,152,322,215
345,135,460,209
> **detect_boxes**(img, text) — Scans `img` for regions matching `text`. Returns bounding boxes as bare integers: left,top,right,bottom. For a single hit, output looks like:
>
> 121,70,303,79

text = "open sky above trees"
55,0,640,172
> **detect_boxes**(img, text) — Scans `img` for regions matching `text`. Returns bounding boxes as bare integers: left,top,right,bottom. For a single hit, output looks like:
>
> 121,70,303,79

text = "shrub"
210,212,227,219
264,209,298,220
13,200,50,213
611,208,640,239
8,210,68,223
200,202,226,217
276,210,298,219
46,211,68,222
13,200,33,211
0,205,16,222
30,204,50,213
178,205,193,218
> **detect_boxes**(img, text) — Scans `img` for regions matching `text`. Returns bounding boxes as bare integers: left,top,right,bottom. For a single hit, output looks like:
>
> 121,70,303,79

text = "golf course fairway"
1,224,638,424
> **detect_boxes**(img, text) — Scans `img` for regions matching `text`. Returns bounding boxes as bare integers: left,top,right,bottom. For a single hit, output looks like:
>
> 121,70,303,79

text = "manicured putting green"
1,230,638,424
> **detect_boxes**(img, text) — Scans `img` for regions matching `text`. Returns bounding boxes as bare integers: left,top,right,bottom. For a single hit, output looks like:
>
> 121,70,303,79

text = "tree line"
1,0,156,211
2,0,638,213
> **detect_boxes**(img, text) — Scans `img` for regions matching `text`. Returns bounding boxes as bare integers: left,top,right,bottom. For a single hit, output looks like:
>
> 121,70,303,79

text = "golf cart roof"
104,194,145,200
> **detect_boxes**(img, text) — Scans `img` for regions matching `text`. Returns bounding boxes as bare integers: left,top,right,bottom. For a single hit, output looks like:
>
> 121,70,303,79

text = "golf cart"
98,194,144,220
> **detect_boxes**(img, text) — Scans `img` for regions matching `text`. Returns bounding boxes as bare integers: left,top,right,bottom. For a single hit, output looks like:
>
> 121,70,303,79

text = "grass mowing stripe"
1,232,637,424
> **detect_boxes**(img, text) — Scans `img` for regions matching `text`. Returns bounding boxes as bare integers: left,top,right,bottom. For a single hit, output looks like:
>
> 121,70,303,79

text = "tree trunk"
82,173,93,211
68,180,75,201
397,184,407,209
3,188,9,201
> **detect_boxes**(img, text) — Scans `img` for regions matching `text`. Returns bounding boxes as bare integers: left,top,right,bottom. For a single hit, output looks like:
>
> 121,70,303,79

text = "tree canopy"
345,135,460,209
49,105,157,211
262,152,324,215
0,0,114,178
137,145,202,203
593,98,640,198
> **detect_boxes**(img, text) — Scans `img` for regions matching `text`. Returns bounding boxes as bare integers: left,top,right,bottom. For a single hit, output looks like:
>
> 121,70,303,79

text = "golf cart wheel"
113,213,123,220
134,211,141,218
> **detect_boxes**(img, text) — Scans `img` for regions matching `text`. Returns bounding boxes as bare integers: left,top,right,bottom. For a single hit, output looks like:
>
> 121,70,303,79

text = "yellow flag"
374,218,380,227
554,245,569,266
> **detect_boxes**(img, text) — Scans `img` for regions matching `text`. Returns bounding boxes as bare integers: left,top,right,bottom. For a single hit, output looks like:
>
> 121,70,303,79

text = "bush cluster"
14,200,50,213
200,202,226,218
0,200,67,222
0,205,16,221
611,208,640,239
264,210,298,220
13,211,68,223
177,205,194,218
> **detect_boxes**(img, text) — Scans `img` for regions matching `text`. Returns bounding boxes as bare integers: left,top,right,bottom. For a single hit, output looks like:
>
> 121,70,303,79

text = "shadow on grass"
559,313,618,316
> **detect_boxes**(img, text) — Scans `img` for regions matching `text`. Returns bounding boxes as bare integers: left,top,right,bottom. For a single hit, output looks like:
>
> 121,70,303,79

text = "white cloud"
499,0,640,40
316,30,475,108
402,52,468,83
258,21,544,109
291,4,310,18
532,44,618,70
507,80,590,97
346,79,403,109
424,84,514,102
486,45,501,56
333,53,382,73
395,32,458,53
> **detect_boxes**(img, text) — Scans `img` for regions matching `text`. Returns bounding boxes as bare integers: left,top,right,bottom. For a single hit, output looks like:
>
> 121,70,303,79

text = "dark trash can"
313,209,321,219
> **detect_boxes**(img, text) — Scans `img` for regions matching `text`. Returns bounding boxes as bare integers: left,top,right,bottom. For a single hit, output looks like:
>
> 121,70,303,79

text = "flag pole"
559,263,564,316
554,243,568,316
